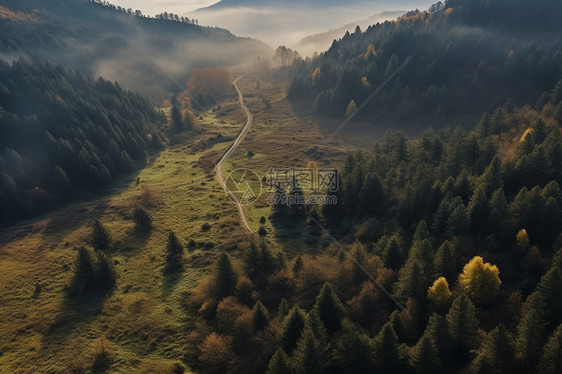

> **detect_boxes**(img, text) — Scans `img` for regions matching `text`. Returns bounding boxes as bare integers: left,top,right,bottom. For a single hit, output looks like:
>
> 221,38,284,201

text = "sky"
109,0,218,15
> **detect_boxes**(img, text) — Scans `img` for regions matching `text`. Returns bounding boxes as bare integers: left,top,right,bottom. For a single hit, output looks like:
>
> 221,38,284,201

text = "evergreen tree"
278,298,290,318
394,259,426,302
95,250,116,290
472,324,514,374
91,219,111,251
446,204,469,237
290,325,327,374
213,252,238,300
413,220,431,242
293,255,304,275
423,313,452,364
373,322,402,373
409,333,441,374
467,185,490,233
446,294,479,360
313,282,345,334
332,321,375,372
72,246,97,292
480,156,503,197
279,306,306,354
266,348,291,374
133,205,152,233
50,165,73,197
538,324,562,374
433,240,457,280
252,300,269,331
516,303,546,370
165,231,183,274
383,235,403,270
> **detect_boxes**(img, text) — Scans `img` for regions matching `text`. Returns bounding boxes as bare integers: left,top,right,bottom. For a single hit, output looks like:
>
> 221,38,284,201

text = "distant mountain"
0,0,271,98
197,0,367,11
298,11,405,54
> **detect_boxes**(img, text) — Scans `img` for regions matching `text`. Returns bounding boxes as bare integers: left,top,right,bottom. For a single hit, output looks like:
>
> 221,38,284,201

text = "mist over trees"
0,60,164,222
285,0,562,127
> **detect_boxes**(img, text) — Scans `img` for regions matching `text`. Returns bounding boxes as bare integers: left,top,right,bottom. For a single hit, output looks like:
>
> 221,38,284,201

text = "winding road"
215,74,255,234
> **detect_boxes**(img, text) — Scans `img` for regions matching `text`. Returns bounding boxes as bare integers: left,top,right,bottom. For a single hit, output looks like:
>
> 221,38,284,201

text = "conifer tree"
433,240,457,280
516,304,546,370
165,231,183,274
213,252,237,300
252,300,269,331
538,324,562,374
373,322,402,373
133,205,152,233
72,246,97,292
92,219,111,251
332,321,375,372
290,325,327,374
95,250,116,290
394,259,426,302
446,294,479,360
409,333,441,374
423,313,451,363
313,282,345,334
383,235,403,270
278,298,289,318
266,348,291,374
279,306,306,354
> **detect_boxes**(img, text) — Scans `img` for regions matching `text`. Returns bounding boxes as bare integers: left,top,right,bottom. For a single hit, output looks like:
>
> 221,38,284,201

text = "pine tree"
313,282,345,334
383,235,403,270
133,205,152,233
266,348,291,374
459,256,501,305
468,185,490,233
252,300,269,331
413,220,431,242
423,313,451,363
409,333,441,374
373,322,402,373
290,325,327,374
293,255,304,275
332,321,375,372
480,156,503,197
165,231,183,274
72,246,97,292
537,324,562,374
213,252,237,300
96,250,116,290
446,204,469,237
279,306,306,354
408,239,434,275
394,259,426,302
278,298,289,318
446,294,479,360
473,324,514,373
91,219,111,251
433,240,457,280
516,303,546,369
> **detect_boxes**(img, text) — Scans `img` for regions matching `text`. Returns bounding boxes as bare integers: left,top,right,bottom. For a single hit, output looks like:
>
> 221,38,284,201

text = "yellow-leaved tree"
346,100,357,117
516,228,530,250
427,277,452,312
459,256,501,305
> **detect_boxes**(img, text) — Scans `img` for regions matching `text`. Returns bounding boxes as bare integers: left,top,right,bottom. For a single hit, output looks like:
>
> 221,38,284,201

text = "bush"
201,222,211,232
258,226,267,236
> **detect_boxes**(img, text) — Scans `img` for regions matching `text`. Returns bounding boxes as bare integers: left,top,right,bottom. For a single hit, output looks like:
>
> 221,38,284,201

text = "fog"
110,1,434,56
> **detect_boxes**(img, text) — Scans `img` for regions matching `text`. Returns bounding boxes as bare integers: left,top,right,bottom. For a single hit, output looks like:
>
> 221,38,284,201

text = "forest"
179,77,562,374
0,60,164,222
286,0,562,127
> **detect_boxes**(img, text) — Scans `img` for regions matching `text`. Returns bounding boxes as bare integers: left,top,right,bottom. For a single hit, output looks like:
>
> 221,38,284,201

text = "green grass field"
0,72,372,373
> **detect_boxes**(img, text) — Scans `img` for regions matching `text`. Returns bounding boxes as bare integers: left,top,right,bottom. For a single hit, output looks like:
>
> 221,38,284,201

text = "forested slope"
0,61,165,222
287,0,562,127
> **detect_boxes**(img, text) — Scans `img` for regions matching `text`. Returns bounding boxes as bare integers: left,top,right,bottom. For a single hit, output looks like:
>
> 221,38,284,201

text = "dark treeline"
183,81,562,373
286,0,562,127
88,0,200,25
0,60,165,222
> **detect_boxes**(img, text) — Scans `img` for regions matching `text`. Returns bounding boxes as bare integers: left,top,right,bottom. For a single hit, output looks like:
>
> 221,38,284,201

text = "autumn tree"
459,256,501,305
346,100,357,117
427,277,452,313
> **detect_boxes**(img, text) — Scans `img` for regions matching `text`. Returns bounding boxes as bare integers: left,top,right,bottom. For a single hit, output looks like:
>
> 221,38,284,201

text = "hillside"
286,0,562,127
0,0,271,98
297,11,405,55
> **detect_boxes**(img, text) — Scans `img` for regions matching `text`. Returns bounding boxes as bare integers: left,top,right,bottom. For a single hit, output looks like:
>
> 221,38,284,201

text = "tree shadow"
162,270,182,297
